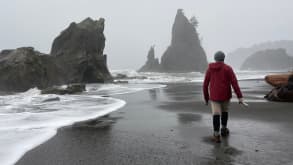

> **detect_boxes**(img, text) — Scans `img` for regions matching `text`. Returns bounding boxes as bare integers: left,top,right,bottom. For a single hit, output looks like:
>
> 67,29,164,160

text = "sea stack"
160,9,208,72
139,9,208,73
51,17,112,83
0,47,57,92
138,46,160,72
0,17,112,92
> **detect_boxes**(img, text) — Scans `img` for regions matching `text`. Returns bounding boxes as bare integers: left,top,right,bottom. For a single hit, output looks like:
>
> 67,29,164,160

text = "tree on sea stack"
190,16,199,28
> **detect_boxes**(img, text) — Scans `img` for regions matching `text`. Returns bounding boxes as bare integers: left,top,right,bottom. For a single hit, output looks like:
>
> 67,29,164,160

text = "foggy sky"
0,0,292,69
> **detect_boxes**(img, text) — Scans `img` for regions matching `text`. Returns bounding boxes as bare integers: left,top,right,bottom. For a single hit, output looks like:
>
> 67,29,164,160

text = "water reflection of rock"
148,89,160,100
177,113,202,124
72,115,122,130
163,83,202,101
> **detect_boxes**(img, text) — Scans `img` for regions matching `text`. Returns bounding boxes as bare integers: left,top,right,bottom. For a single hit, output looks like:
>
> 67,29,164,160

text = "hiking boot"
221,128,230,137
211,135,221,143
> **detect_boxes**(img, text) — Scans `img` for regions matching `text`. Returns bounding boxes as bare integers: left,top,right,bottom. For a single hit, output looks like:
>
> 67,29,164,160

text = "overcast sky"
0,0,292,69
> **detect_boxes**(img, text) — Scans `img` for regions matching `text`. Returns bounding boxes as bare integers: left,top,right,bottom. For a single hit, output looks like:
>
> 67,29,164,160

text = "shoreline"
16,81,293,165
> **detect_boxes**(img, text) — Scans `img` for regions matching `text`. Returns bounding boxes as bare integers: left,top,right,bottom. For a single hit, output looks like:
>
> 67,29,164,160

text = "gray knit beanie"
214,51,225,62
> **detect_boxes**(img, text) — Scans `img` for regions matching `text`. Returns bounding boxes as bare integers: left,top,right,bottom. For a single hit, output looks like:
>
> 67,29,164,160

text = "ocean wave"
0,89,126,165
0,82,167,165
111,69,274,83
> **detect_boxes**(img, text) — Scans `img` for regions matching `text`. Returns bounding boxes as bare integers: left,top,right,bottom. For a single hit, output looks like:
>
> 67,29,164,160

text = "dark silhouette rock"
160,9,207,72
0,17,112,92
138,9,207,73
265,76,293,102
41,84,86,95
51,17,112,83
42,97,61,102
138,46,160,72
289,75,293,90
241,49,293,70
0,47,59,92
114,74,128,79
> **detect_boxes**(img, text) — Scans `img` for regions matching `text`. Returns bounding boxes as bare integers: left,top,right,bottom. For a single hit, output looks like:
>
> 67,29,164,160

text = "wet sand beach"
16,80,293,165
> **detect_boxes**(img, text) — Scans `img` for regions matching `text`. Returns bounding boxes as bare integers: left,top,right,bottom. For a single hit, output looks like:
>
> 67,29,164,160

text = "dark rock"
240,49,293,70
114,74,128,79
138,46,160,72
264,87,293,102
139,9,208,73
288,75,293,90
51,17,112,83
160,9,207,72
41,87,68,95
0,17,112,92
72,115,120,129
0,47,59,92
66,83,86,93
41,84,86,95
265,75,293,102
42,97,61,102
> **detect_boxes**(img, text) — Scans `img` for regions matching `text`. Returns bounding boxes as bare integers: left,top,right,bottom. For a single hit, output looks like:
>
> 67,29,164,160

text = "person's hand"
238,98,249,108
238,98,244,104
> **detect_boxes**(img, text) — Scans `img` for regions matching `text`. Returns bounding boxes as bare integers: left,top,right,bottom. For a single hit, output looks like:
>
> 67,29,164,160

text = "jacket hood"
209,62,224,71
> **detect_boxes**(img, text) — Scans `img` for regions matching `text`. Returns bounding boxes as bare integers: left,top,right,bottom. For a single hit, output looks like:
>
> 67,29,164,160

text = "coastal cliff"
240,49,293,70
226,40,293,69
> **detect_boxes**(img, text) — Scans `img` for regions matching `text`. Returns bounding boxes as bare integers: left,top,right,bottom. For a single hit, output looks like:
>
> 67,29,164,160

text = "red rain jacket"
203,62,243,102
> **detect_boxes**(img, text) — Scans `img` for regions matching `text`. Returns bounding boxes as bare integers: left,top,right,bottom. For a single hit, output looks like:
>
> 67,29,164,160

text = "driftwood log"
265,72,293,87
265,74,293,102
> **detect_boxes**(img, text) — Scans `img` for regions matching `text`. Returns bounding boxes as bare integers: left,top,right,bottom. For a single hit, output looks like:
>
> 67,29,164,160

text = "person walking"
203,51,244,143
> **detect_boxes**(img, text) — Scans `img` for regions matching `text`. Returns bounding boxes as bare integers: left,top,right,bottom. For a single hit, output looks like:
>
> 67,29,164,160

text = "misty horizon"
0,0,292,69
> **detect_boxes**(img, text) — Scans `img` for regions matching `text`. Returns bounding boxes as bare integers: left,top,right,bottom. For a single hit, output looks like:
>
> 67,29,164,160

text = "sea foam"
0,88,126,165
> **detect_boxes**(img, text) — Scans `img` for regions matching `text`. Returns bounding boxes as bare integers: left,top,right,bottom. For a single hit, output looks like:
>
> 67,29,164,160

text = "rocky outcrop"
265,75,293,102
240,49,293,70
138,46,160,72
0,17,112,92
160,9,207,72
138,9,208,73
0,47,59,92
42,97,61,102
51,17,112,83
